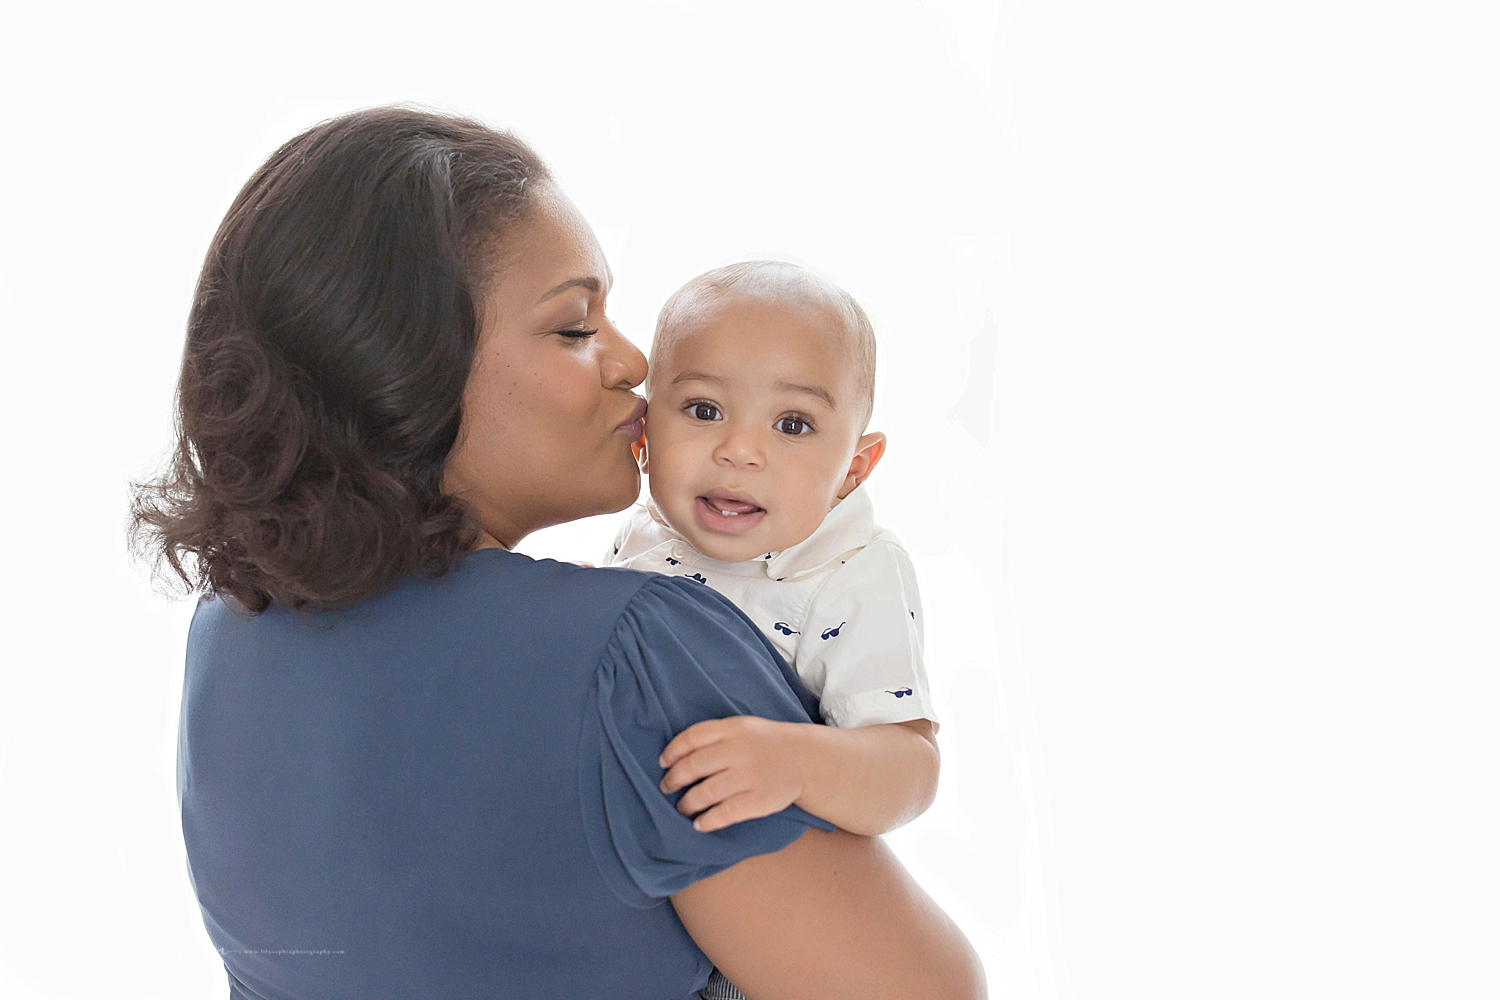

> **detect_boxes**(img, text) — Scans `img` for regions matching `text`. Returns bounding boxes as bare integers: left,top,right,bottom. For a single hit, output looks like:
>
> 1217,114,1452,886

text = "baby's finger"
660,744,732,795
692,792,776,833
659,718,727,769
676,769,749,819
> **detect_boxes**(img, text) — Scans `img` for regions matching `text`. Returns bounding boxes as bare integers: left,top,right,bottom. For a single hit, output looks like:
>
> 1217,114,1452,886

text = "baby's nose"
714,426,765,468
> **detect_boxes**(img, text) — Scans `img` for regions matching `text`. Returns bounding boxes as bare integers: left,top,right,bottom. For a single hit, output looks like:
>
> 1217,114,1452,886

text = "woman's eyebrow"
537,276,602,304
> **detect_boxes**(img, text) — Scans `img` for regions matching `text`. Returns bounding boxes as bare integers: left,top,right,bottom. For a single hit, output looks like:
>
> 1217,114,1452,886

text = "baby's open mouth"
694,492,767,535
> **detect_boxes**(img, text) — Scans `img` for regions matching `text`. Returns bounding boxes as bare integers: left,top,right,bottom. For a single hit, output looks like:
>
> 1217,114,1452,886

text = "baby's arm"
662,535,939,834
658,716,939,836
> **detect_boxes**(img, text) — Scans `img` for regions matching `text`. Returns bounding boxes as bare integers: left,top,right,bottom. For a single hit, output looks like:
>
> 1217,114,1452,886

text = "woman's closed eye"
685,400,722,422
556,326,599,341
774,414,814,436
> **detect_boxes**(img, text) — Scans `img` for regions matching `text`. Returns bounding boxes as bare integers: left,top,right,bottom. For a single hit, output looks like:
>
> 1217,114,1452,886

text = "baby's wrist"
784,721,837,810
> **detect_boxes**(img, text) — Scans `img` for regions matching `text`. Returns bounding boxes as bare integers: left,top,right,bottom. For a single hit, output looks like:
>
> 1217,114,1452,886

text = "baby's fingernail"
693,818,705,832
658,756,667,768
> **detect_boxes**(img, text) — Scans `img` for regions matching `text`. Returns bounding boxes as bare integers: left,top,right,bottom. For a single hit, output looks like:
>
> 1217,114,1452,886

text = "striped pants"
699,967,747,1000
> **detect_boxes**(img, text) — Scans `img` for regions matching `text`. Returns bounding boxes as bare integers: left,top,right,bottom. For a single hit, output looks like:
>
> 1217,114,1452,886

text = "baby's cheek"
646,445,689,497
789,467,844,528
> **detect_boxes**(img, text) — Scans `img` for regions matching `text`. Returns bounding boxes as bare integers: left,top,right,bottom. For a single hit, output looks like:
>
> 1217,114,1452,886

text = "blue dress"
177,548,834,1000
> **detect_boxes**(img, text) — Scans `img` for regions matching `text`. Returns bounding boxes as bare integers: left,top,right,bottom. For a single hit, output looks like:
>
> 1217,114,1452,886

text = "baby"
606,260,939,850
606,261,939,998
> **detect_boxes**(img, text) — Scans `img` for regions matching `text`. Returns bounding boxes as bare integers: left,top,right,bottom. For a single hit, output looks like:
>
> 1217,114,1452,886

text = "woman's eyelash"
557,327,598,339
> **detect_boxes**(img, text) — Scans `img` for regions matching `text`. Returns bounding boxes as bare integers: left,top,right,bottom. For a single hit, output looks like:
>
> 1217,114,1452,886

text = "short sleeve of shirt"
796,536,938,730
579,574,836,909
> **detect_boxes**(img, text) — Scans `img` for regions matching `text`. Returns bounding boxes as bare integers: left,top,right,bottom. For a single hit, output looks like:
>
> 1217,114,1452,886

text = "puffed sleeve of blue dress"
177,549,834,1000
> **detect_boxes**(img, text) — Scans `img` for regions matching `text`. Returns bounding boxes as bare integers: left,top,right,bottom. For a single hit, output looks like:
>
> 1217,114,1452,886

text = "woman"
136,106,984,1000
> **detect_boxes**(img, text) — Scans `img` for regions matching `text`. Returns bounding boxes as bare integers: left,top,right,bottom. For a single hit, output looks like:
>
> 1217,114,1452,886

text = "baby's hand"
658,716,809,833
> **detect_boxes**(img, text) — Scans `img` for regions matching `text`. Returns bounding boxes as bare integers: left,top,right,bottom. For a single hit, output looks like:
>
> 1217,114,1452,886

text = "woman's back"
179,550,828,1000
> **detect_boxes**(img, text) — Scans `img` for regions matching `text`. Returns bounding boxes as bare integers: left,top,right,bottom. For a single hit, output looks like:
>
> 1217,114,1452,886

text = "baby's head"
640,261,886,562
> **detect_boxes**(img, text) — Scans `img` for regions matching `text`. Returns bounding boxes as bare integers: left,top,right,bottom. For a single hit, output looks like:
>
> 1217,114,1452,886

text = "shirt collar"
763,485,875,580
637,485,877,581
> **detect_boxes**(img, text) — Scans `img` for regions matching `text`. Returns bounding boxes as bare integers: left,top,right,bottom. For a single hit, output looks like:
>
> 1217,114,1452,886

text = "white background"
1,2,1495,998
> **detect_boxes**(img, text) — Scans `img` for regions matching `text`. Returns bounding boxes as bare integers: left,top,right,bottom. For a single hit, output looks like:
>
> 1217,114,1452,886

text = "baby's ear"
633,436,649,474
838,431,887,499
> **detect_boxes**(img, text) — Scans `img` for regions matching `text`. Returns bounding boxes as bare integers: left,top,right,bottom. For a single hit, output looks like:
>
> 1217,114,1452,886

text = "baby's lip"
700,488,764,513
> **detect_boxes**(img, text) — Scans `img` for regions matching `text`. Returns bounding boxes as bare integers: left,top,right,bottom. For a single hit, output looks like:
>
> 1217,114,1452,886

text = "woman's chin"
589,464,643,517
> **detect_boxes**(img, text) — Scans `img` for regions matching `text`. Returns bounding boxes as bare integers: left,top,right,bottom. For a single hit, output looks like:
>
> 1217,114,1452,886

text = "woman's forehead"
498,186,611,304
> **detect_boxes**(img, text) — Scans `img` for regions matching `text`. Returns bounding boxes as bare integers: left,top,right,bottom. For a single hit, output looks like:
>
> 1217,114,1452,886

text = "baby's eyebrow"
776,380,836,409
670,371,726,385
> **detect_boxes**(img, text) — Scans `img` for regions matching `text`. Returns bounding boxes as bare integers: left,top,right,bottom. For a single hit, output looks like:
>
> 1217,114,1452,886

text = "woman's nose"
599,319,647,390
714,425,765,470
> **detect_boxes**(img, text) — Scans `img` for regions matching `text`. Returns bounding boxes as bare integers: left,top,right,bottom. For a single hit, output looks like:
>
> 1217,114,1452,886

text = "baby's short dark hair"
650,260,877,428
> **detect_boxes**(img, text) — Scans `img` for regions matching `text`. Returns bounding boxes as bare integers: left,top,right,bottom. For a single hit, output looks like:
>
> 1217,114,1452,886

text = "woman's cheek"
558,360,605,426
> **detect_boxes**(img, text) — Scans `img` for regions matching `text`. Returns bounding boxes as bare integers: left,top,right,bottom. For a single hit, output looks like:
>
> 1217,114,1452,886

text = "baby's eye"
687,401,722,422
775,416,813,436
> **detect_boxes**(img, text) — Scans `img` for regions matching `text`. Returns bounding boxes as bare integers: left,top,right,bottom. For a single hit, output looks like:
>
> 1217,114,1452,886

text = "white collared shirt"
603,486,936,730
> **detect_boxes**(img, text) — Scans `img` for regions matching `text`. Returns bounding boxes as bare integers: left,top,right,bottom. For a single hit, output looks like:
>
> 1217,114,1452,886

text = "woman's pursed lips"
616,396,647,442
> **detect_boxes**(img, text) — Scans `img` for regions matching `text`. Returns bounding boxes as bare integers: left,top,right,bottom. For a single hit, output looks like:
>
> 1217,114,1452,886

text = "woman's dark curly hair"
131,107,550,613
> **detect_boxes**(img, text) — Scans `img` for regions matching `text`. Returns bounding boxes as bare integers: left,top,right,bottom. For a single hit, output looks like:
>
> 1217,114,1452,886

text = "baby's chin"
664,500,812,563
688,531,781,564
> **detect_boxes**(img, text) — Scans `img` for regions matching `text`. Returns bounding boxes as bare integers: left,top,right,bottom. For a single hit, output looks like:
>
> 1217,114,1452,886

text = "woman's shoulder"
186,548,823,731
186,552,680,708
188,550,801,689
603,572,819,710
579,571,833,908
420,549,804,663
193,548,661,633
450,553,781,662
